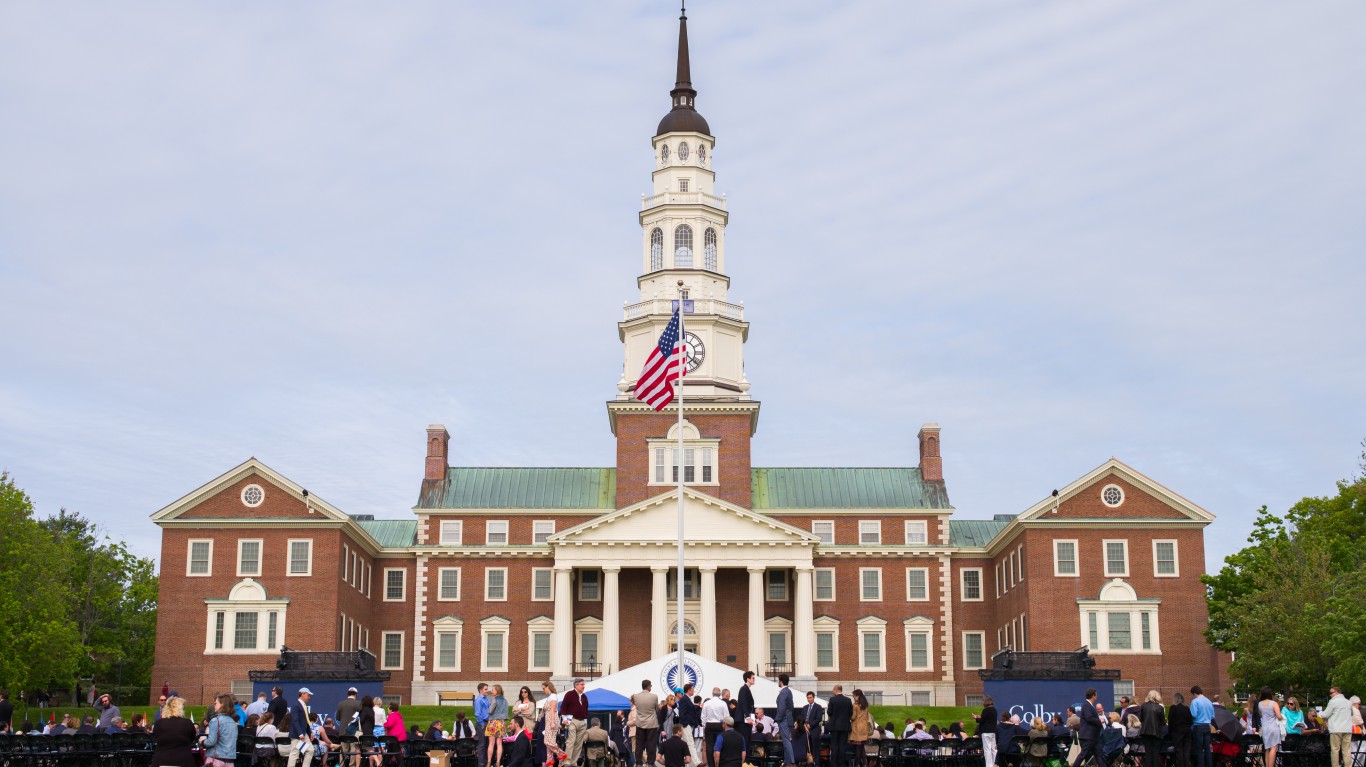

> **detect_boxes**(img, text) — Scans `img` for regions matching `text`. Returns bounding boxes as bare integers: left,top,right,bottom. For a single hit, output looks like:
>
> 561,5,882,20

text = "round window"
241,484,265,508
1101,484,1124,508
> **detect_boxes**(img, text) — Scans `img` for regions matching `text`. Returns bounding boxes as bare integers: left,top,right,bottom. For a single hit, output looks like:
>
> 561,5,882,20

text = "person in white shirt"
701,690,730,767
752,709,777,738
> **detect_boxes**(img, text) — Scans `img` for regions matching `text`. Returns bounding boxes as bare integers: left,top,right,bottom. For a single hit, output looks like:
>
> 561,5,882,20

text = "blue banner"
251,681,386,725
983,680,1115,725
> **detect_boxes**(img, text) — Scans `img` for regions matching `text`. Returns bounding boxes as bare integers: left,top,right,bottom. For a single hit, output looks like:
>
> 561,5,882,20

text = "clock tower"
609,6,760,509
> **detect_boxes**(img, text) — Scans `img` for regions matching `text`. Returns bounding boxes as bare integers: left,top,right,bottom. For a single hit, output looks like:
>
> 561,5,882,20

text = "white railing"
623,299,745,321
641,191,727,210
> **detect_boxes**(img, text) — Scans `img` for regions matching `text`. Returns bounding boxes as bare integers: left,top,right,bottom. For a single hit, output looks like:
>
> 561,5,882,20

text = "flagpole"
676,279,686,681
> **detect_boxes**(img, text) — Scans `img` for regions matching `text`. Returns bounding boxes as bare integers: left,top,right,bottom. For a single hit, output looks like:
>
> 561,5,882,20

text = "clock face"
683,332,705,373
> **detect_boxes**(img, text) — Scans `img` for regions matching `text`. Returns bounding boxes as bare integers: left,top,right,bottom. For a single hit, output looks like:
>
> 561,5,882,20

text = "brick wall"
615,412,753,508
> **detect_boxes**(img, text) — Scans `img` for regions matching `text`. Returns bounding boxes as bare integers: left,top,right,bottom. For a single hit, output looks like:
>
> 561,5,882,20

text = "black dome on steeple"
655,5,711,137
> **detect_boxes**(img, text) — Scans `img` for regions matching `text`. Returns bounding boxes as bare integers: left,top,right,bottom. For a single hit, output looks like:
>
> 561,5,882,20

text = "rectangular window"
812,521,835,545
234,612,258,650
1054,540,1078,576
858,520,881,545
1020,613,1027,650
995,563,1002,597
668,568,699,599
1153,540,1178,576
437,632,458,670
438,567,461,601
679,179,690,192
861,631,882,670
1017,545,1024,581
906,568,929,601
288,539,312,576
381,632,404,670
904,520,928,545
960,568,983,601
683,448,695,482
531,632,552,671
908,632,929,670
1088,612,1099,648
486,568,507,601
384,569,406,602
340,615,347,651
188,539,213,576
578,569,600,600
701,448,713,482
213,611,225,650
963,631,985,669
350,552,358,586
578,633,598,665
1008,552,1016,587
814,568,836,601
1109,612,1132,649
532,568,553,600
237,539,262,577
1140,612,1151,650
342,544,350,582
815,632,836,670
363,562,371,597
533,520,556,545
1113,680,1135,709
439,520,463,546
1104,540,1129,577
485,520,509,546
910,692,932,706
767,569,788,600
997,627,1004,651
768,632,788,664
654,448,666,483
860,568,882,601
965,695,984,708
267,612,278,649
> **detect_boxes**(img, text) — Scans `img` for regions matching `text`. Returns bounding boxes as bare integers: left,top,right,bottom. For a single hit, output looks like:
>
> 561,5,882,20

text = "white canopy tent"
583,651,820,709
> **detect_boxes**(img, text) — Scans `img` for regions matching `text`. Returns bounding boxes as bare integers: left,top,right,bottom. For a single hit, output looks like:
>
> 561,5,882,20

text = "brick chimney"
918,423,943,482
425,424,450,481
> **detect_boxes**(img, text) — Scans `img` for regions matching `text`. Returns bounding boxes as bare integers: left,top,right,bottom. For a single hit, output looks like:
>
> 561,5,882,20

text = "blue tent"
586,688,631,711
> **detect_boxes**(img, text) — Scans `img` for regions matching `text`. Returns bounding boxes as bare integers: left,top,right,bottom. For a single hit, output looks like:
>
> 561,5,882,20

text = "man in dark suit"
774,675,795,767
288,688,315,767
736,673,756,756
825,685,852,767
677,683,702,766
802,691,824,763
507,716,536,767
1167,693,1193,767
1072,689,1104,767
269,686,289,729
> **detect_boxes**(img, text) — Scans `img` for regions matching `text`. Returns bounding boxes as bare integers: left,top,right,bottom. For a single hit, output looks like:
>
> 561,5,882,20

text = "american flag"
635,308,687,410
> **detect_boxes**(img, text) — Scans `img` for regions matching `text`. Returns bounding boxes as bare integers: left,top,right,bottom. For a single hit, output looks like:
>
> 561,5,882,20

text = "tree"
0,472,82,693
1204,452,1366,693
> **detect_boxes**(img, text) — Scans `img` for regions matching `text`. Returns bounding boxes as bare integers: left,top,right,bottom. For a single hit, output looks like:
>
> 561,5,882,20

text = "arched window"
650,228,663,271
698,144,707,165
674,225,693,268
660,144,670,164
678,142,690,162
703,228,717,271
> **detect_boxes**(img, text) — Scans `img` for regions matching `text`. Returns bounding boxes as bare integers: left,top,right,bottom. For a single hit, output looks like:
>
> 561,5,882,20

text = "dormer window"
648,420,719,486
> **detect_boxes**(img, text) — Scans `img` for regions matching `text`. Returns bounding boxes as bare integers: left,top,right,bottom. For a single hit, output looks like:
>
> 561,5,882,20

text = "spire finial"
681,1,687,19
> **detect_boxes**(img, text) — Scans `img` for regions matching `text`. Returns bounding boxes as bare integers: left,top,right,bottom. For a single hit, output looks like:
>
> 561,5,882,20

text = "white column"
699,566,718,660
747,566,765,672
552,566,574,676
651,566,670,659
794,567,815,676
602,565,621,673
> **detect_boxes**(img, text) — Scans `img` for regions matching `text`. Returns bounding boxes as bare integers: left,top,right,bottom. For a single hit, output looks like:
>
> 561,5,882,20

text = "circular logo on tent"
661,657,702,694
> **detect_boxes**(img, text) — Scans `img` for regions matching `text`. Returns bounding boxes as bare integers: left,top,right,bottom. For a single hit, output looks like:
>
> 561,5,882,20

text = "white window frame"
962,630,987,670
1077,584,1162,655
436,567,462,601
237,539,263,577
859,567,882,602
578,569,601,601
904,616,933,672
1053,539,1079,577
764,616,793,666
766,569,788,601
1103,539,1130,577
526,616,554,673
1008,551,1015,588
479,616,510,672
1152,539,1179,577
350,551,358,587
813,616,840,672
530,567,554,601
187,539,213,577
341,543,349,582
995,563,1002,597
363,562,371,597
905,567,930,601
1020,613,1028,650
811,520,835,545
286,538,313,577
858,520,882,545
485,567,508,601
574,616,603,667
533,520,556,545
380,631,405,671
856,616,887,673
904,520,928,545
485,520,509,546
960,568,983,601
383,568,407,602
439,520,464,546
432,616,463,672
814,567,836,601
1016,544,1024,581
647,436,721,486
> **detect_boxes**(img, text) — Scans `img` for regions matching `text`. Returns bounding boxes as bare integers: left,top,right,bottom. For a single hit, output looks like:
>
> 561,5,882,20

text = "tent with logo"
581,651,815,709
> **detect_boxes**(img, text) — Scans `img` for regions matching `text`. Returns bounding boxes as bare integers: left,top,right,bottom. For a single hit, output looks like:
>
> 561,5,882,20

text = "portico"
546,487,818,680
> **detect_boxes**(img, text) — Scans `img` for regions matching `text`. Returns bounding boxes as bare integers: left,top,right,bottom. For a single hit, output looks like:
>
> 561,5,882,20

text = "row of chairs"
0,732,155,767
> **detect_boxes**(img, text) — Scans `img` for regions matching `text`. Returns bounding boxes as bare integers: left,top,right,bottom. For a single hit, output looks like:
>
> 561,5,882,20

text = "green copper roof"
418,468,618,509
750,468,952,509
357,519,418,548
948,516,1015,547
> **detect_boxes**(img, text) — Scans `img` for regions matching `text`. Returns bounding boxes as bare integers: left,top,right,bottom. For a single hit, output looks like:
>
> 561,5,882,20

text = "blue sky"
1,1,1362,574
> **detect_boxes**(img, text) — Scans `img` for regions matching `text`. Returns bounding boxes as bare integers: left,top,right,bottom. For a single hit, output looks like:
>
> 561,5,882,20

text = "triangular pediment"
1017,458,1213,522
550,488,819,545
150,457,352,524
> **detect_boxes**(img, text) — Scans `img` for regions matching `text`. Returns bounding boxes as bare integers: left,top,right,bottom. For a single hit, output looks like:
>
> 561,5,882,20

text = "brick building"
148,9,1230,707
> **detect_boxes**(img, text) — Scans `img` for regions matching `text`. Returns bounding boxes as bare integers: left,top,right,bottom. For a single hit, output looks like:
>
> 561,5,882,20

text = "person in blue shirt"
1188,686,1214,767
475,683,492,767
